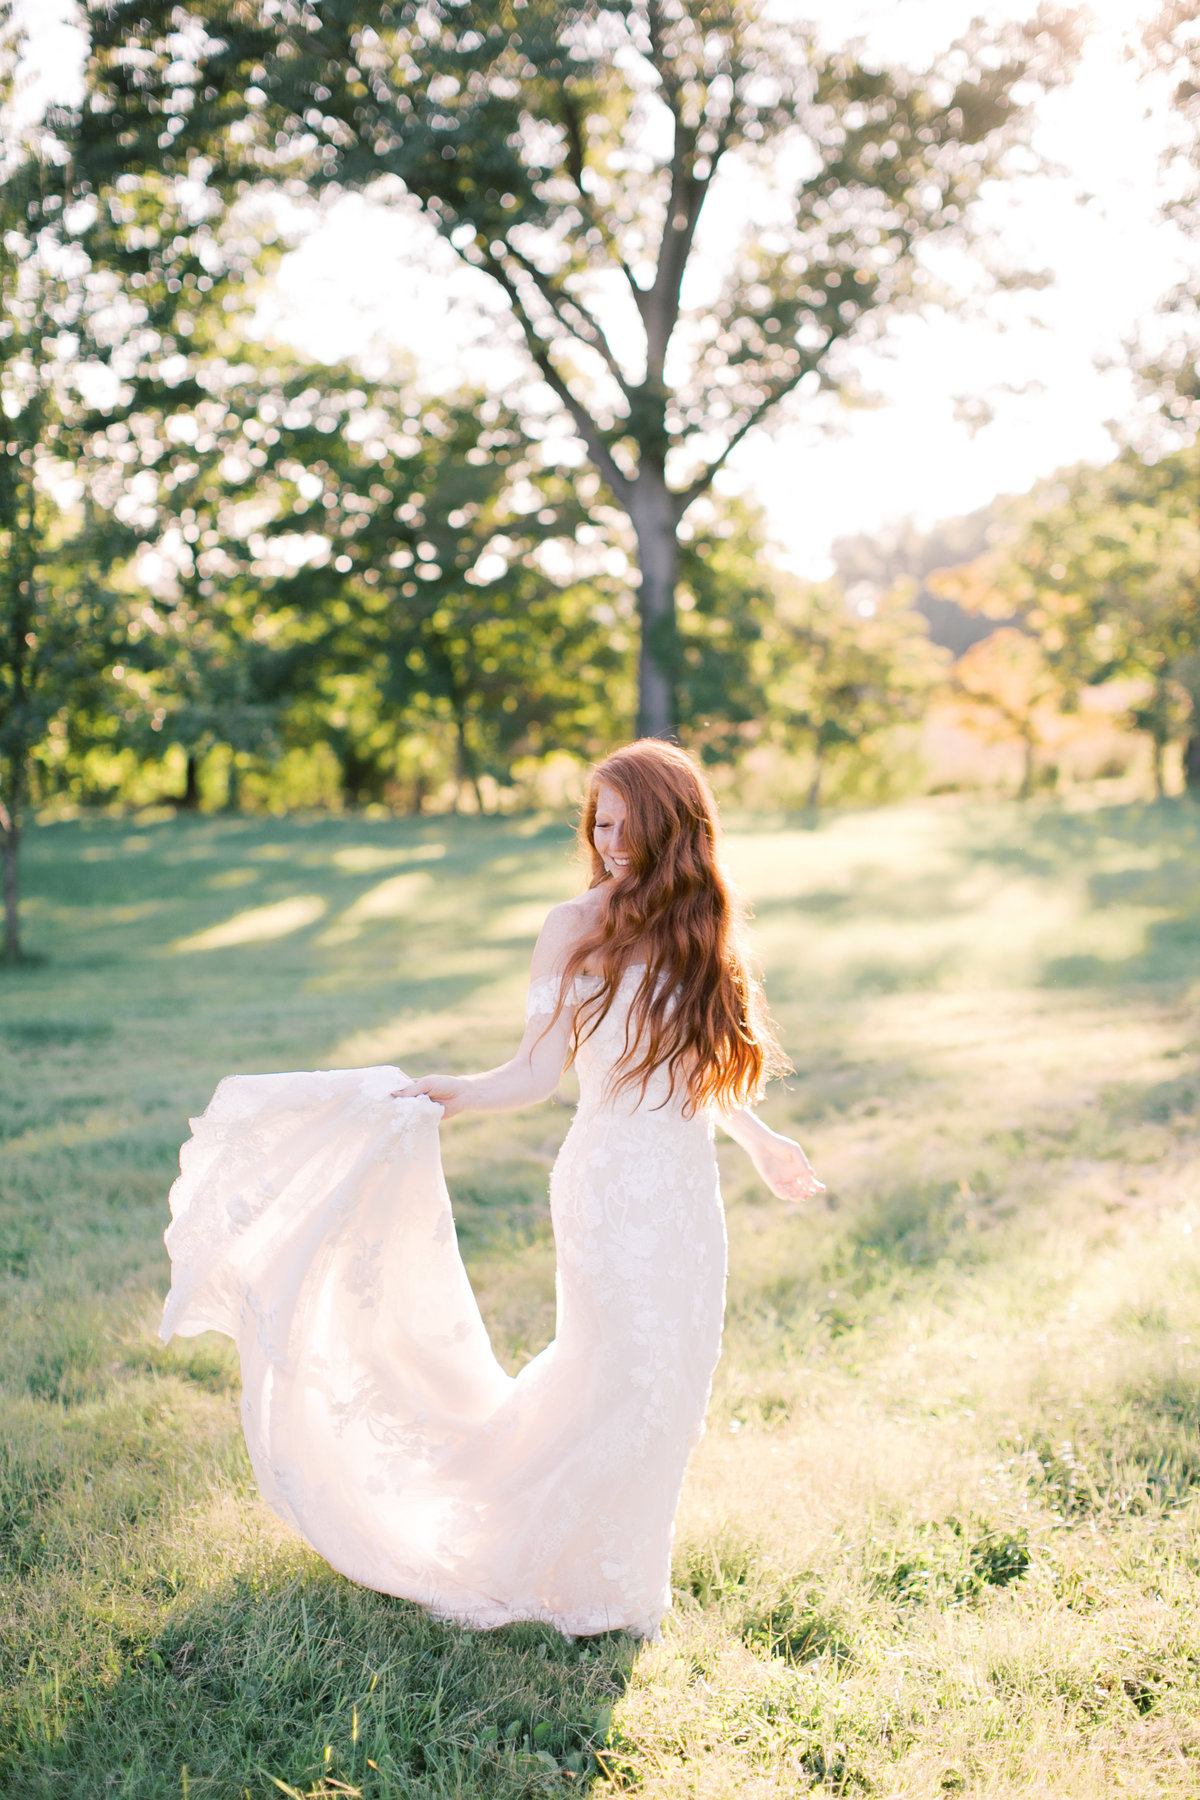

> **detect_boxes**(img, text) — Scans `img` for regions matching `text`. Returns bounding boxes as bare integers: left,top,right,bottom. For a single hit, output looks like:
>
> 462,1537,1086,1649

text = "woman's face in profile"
592,781,630,880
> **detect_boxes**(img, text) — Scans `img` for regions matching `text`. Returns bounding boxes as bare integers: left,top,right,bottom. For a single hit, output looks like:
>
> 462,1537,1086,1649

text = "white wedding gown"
160,970,727,1638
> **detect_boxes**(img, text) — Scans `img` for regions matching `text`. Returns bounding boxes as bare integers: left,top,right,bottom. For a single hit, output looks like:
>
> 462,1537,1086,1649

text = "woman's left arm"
391,1009,573,1117
716,1106,825,1204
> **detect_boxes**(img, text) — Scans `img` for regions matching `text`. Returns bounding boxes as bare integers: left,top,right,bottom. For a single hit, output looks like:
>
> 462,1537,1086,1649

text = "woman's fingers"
777,1156,824,1201
389,1076,452,1118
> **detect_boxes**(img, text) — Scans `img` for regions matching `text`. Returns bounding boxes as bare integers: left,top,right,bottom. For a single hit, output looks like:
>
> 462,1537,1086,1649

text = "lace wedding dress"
160,969,727,1638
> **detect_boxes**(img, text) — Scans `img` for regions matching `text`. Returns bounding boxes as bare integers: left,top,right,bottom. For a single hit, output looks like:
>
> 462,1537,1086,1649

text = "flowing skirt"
161,1067,726,1636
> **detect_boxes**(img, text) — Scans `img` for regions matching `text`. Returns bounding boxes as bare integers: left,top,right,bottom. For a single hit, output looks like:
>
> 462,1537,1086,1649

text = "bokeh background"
4,0,1200,921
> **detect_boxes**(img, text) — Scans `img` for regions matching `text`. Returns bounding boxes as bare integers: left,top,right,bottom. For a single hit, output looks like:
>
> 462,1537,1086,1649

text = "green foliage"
0,2,280,950
673,495,781,759
937,443,1200,795
767,578,947,808
240,369,629,805
84,0,1079,733
89,344,632,812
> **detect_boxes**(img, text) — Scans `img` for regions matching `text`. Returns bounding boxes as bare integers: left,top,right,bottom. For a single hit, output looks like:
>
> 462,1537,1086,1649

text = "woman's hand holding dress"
391,1073,471,1116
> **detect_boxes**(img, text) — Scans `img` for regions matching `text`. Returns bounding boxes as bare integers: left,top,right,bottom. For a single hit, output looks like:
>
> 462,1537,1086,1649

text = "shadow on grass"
1120,1066,1200,1128
4,1566,636,1800
973,798,1200,990
747,796,1200,996
2,811,581,1162
1040,907,1200,989
726,1169,1005,1351
12,814,579,1085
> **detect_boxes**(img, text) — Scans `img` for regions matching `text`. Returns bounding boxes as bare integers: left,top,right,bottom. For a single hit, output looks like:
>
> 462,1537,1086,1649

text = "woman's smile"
593,779,631,878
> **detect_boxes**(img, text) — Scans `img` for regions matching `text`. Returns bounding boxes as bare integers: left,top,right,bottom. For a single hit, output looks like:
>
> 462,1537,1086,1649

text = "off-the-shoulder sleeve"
524,975,564,1021
524,972,603,1022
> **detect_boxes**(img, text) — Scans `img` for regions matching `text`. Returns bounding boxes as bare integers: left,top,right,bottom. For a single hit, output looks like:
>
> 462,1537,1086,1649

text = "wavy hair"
554,739,788,1113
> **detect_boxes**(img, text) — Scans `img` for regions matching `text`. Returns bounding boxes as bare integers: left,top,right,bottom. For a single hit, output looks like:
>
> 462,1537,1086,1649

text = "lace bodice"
526,965,692,1120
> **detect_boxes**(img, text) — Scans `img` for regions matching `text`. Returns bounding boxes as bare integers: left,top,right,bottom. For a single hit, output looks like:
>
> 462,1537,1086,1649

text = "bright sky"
17,0,1186,575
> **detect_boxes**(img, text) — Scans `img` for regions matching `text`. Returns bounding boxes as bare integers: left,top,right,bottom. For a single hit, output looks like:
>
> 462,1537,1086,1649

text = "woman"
160,740,821,1639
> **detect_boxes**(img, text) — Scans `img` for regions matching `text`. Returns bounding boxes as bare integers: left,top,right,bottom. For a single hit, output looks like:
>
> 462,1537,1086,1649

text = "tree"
926,550,1062,798
237,366,628,808
0,0,287,955
107,343,633,811
768,579,946,811
86,0,1077,737
937,449,1200,796
0,22,115,958
0,10,263,956
944,624,1059,798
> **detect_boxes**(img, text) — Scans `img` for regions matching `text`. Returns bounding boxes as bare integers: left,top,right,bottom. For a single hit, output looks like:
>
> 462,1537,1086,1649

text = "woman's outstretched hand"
752,1132,825,1205
390,1073,474,1118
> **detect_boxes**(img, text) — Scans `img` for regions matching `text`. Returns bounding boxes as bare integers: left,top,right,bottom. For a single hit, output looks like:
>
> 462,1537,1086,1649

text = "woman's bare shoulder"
531,889,605,973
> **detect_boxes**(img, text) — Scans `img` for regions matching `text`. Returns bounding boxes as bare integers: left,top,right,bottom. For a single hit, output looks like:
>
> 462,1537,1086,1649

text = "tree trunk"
224,753,241,813
806,744,823,813
1151,736,1166,800
1017,731,1035,801
628,469,678,740
451,699,486,814
1184,733,1200,793
179,749,201,809
1,815,20,964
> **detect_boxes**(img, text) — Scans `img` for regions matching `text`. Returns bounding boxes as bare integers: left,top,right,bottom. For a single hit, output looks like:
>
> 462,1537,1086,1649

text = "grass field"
2,793,1200,1798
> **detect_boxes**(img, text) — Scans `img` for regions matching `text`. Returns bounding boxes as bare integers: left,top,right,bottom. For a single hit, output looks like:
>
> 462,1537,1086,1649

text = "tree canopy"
84,0,1079,734
0,1,275,956
933,446,1200,794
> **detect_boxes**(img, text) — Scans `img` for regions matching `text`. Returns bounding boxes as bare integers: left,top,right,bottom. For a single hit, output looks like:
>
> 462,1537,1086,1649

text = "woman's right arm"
391,902,583,1118
717,1106,825,1204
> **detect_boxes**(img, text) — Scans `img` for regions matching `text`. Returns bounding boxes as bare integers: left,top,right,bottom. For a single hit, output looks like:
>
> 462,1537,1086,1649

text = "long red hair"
556,740,788,1113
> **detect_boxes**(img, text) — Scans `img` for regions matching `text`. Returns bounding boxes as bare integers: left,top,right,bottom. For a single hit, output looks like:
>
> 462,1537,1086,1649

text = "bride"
160,739,822,1639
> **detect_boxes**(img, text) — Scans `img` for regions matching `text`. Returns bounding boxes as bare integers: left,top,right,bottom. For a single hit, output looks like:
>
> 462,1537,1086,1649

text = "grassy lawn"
2,793,1200,1798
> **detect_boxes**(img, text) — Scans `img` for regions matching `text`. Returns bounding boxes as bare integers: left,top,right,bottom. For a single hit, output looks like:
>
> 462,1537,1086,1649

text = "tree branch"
479,246,634,504
673,363,816,517
644,135,706,388
504,242,634,401
641,15,732,386
557,86,648,322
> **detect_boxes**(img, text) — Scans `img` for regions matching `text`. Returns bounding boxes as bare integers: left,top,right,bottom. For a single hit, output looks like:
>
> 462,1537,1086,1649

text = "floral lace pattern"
160,967,726,1638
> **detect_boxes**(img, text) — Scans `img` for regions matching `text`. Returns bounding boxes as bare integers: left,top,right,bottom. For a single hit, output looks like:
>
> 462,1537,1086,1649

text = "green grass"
3,793,1200,1797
